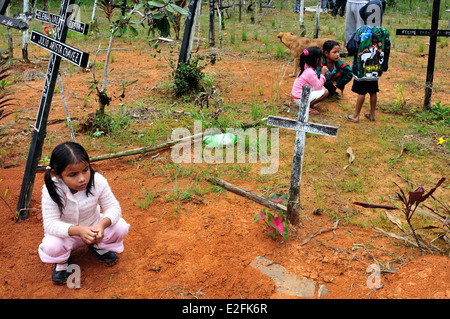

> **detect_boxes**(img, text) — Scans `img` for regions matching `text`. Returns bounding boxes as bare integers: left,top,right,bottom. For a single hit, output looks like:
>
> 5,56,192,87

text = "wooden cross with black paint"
34,7,89,35
396,0,450,110
267,85,338,224
0,0,28,31
16,0,90,220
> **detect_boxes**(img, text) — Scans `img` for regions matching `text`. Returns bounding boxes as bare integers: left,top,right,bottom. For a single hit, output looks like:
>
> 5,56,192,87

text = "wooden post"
299,0,305,36
178,0,201,64
314,0,320,38
6,5,12,59
22,0,29,61
423,0,440,111
91,0,98,22
239,0,242,23
209,0,215,47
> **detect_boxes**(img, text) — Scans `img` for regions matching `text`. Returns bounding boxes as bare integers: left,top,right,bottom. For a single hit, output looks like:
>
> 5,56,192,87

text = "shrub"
171,52,217,96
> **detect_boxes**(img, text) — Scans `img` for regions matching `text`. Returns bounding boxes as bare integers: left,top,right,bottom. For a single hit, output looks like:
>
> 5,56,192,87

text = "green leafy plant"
144,0,188,39
254,194,288,241
91,1,144,115
430,101,449,125
77,111,130,136
171,52,217,96
354,177,447,252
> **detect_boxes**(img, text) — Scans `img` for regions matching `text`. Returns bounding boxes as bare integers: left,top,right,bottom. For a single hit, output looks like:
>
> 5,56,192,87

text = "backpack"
348,26,390,81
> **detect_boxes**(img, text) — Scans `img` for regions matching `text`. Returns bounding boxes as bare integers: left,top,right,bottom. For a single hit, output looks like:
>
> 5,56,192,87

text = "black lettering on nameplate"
34,9,89,35
30,30,89,67
396,29,450,37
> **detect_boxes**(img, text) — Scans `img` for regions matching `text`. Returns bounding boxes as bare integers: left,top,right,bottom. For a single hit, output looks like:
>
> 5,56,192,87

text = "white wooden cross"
267,85,338,224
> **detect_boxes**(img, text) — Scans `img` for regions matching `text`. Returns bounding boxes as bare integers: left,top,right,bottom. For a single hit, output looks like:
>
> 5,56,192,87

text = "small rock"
318,284,330,298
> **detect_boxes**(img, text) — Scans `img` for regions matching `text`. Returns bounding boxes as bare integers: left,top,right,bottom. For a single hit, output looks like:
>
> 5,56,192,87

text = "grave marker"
396,0,449,110
16,0,89,219
34,9,89,35
0,0,28,30
30,31,89,67
267,86,338,224
258,0,274,23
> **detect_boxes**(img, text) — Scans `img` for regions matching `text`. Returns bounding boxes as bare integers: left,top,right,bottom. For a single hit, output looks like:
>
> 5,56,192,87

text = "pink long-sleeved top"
41,172,122,238
291,64,326,100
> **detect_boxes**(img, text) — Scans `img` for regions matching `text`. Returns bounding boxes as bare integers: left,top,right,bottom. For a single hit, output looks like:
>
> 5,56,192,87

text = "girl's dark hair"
323,40,340,53
299,46,323,76
44,142,95,214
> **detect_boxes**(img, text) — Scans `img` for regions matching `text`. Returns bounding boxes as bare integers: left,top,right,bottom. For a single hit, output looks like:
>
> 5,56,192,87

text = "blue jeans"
295,0,299,12
322,0,337,9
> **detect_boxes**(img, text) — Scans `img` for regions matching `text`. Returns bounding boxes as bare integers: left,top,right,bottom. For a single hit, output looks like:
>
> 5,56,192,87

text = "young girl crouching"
291,46,329,115
38,142,130,285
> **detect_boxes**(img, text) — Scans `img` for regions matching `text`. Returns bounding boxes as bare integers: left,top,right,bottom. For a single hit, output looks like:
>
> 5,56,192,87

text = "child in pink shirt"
291,46,329,114
39,142,129,285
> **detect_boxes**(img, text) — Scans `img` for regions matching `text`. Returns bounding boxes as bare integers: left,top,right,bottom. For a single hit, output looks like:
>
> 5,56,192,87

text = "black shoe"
89,245,118,265
52,259,70,285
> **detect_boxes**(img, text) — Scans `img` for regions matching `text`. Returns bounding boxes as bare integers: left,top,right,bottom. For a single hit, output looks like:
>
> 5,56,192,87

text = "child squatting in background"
291,46,329,115
317,40,353,99
38,142,130,285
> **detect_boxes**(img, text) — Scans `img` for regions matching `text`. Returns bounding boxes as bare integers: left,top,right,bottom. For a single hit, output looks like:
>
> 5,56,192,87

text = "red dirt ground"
0,30,449,301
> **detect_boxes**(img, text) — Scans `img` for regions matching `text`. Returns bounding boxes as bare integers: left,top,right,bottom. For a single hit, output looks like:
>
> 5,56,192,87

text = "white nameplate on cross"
267,85,338,224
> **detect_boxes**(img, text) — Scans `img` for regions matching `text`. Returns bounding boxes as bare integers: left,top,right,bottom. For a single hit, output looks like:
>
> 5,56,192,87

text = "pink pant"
38,217,130,263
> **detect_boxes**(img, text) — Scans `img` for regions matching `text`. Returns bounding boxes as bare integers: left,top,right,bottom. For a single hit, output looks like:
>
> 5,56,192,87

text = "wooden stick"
207,177,287,213
302,223,338,245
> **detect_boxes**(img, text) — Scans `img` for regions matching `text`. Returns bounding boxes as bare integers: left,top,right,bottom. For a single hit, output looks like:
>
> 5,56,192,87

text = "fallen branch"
302,222,339,245
33,118,269,171
207,177,287,213
372,227,438,252
36,132,205,171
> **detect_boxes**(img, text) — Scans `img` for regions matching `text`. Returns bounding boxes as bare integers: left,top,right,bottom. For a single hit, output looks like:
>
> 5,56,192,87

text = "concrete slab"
250,256,316,298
